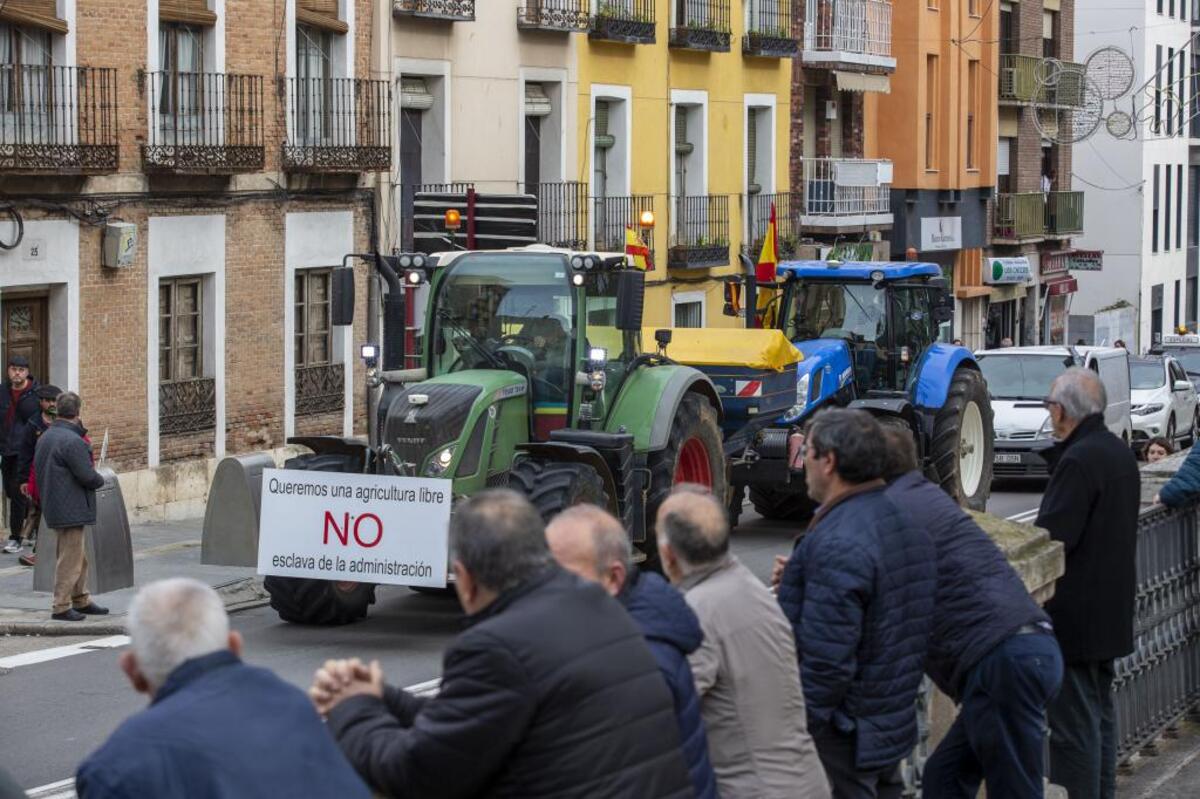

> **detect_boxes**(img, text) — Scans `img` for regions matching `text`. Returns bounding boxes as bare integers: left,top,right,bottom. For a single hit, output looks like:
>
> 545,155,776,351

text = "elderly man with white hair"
1037,367,1139,799
75,578,368,799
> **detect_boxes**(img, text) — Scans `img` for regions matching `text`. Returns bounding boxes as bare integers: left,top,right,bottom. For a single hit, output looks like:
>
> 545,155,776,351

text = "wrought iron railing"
590,0,656,43
1045,191,1084,236
159,378,216,435
993,192,1046,240
524,181,588,249
518,0,590,31
296,363,345,417
393,0,475,20
283,77,391,173
669,194,730,269
143,71,263,173
800,157,892,219
0,65,118,174
803,0,892,59
745,192,802,257
594,194,655,261
744,0,798,57
670,0,732,51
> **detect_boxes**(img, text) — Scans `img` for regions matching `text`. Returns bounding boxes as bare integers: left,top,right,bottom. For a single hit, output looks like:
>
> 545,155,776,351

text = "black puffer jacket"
0,379,39,456
327,566,693,799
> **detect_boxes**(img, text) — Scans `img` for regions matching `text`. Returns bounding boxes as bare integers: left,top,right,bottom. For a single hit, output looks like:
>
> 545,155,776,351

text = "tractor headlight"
787,373,811,418
425,446,456,477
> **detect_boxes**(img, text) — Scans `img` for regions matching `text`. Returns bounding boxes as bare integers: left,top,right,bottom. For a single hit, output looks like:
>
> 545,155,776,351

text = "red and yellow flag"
755,203,780,328
625,225,653,271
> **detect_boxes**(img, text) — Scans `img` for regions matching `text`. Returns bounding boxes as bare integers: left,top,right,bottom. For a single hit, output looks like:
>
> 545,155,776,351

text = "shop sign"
920,217,962,251
1069,249,1103,271
985,257,1031,284
1045,277,1078,297
1041,250,1071,276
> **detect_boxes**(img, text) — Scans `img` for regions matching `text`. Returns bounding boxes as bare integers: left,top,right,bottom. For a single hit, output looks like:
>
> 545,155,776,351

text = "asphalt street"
0,486,1047,793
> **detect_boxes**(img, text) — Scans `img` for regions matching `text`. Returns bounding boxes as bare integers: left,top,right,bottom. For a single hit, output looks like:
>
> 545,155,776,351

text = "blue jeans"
1048,660,1117,799
923,631,1064,799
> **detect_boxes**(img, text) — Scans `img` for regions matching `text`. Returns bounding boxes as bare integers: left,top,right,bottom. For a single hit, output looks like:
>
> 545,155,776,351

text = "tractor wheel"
748,485,818,522
645,394,729,569
262,452,377,626
931,368,993,511
509,459,608,522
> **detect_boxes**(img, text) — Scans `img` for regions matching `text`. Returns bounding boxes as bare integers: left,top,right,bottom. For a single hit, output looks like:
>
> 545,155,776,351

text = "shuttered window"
160,278,204,383
160,0,217,27
295,270,333,367
674,106,693,155
594,100,614,149
298,0,349,34
0,0,67,35
747,110,759,194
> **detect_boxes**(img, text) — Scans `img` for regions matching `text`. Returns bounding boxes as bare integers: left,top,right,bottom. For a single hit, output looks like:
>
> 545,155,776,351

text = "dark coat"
1159,444,1200,507
778,481,937,770
886,471,1052,700
34,420,105,528
620,567,719,799
76,650,369,799
0,379,39,456
1037,414,1140,663
327,566,693,799
16,412,49,486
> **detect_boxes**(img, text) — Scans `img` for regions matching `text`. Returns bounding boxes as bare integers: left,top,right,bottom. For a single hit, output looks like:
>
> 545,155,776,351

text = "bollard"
32,467,133,595
201,453,275,567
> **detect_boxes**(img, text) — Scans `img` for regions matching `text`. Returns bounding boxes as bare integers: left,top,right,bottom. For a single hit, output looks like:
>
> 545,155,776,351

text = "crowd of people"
18,366,1138,798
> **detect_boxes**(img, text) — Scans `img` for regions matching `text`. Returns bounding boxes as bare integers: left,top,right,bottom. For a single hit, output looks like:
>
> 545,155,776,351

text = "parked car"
975,346,1132,480
1152,334,1200,391
1130,356,1198,451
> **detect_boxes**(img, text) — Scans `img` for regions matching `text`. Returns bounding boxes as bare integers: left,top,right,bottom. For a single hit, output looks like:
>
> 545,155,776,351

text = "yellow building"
575,0,794,328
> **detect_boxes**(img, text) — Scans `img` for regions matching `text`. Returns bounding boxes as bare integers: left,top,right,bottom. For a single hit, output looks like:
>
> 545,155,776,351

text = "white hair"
127,578,230,689
1050,367,1107,422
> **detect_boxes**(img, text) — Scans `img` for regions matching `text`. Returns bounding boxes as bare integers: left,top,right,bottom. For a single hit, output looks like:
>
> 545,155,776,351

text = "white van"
974,346,1132,479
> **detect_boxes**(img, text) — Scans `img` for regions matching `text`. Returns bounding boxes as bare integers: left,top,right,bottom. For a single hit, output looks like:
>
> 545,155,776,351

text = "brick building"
0,0,387,519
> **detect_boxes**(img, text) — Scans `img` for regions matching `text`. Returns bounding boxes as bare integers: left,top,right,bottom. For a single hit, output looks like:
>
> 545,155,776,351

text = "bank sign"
985,257,1032,285
257,469,451,588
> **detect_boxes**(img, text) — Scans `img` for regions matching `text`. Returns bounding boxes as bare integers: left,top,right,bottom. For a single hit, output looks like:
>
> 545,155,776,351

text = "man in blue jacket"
76,577,369,798
1156,441,1200,507
880,426,1063,798
546,503,718,799
777,408,936,798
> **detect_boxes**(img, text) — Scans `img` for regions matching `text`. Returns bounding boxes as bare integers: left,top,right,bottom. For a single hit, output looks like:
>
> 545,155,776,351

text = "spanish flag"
755,203,780,328
625,225,653,272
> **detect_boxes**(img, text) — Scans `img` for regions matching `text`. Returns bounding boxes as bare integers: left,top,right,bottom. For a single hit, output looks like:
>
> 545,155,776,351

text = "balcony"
799,158,893,231
670,0,732,52
745,192,802,257
160,377,216,435
998,55,1086,106
143,71,263,174
1046,191,1084,237
0,65,117,174
744,0,798,57
594,194,655,261
802,0,895,72
992,193,1045,242
393,0,474,21
296,364,345,417
669,195,730,269
590,1,655,44
518,0,590,32
283,77,391,173
525,181,589,249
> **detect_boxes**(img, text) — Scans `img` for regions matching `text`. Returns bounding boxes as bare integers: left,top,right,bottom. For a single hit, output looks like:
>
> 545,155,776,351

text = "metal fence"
524,181,588,250
0,65,118,173
993,192,1046,240
1114,502,1200,766
594,194,655,256
518,0,590,30
1045,191,1084,236
745,191,801,256
804,0,892,58
799,157,892,217
283,77,391,173
143,71,263,172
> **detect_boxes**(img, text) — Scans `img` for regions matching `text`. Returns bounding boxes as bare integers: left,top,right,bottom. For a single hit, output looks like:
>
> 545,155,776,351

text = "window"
159,278,203,382
0,24,52,133
522,81,561,189
296,24,332,145
1153,284,1165,344
999,4,1014,54
673,295,705,328
746,105,771,195
1168,48,1175,136
1176,279,1182,330
1156,46,1163,133
968,0,979,16
966,61,979,170
1189,165,1199,248
295,269,333,367
997,137,1012,194
925,55,937,171
1167,165,1174,249
1179,164,1185,249
399,74,447,187
1159,0,1165,14
158,24,204,130
1154,165,1161,253
1180,50,1187,136
1042,11,1057,59
1188,277,1196,327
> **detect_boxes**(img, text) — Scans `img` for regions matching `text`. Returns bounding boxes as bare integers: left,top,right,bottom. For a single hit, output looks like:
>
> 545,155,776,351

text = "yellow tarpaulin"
643,327,802,372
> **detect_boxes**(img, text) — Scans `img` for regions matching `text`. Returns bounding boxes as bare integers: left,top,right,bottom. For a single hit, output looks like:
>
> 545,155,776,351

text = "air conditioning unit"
825,101,838,120
102,222,137,269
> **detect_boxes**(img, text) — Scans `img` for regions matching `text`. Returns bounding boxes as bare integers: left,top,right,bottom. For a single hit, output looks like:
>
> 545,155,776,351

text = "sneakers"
51,609,85,621
76,603,109,615
17,553,34,567
2,540,20,554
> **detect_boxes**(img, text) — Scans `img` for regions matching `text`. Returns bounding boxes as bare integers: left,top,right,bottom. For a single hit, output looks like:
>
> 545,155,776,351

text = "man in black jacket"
12,384,60,565
1038,367,1139,799
309,489,692,799
1,354,39,554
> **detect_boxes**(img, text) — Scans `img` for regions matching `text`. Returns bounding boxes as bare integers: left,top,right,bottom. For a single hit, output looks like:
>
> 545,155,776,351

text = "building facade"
0,0,384,517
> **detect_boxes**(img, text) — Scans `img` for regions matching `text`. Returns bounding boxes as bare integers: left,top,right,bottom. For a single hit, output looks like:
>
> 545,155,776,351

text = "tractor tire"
931,368,993,512
262,452,377,626
509,459,609,522
645,394,729,570
748,485,817,522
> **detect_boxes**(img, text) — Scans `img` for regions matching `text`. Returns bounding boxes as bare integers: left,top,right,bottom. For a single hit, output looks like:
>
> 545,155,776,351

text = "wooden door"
2,295,49,384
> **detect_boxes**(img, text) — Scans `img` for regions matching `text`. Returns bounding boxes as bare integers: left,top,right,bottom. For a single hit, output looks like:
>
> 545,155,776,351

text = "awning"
400,77,434,111
956,286,993,299
834,71,891,94
1041,249,1072,276
989,284,1028,303
524,83,552,118
1045,276,1079,296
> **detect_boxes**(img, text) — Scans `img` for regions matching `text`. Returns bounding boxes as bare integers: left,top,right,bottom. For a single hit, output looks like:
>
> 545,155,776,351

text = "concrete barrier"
32,467,134,595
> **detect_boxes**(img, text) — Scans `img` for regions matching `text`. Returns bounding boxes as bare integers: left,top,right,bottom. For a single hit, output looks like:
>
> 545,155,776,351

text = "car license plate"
994,453,1022,464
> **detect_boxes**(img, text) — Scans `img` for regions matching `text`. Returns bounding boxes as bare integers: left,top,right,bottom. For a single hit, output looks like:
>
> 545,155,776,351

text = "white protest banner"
257,469,451,588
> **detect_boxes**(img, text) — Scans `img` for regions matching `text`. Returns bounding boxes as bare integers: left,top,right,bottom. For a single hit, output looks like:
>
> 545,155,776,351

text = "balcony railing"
524,181,589,249
594,194,655,262
0,65,117,174
393,0,475,20
803,0,894,69
670,195,730,269
160,377,216,436
993,192,1046,240
518,0,590,31
999,55,1086,106
283,77,391,173
143,71,263,174
799,157,893,228
670,0,732,52
296,363,345,417
745,192,802,257
1046,191,1084,236
744,0,798,57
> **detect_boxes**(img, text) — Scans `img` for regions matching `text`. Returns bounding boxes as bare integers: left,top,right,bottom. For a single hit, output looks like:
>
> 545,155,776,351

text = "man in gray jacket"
34,391,107,621
657,485,830,799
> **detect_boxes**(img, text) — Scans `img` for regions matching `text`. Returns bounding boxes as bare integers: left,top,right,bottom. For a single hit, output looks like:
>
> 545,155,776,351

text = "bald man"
656,487,829,799
547,506,717,799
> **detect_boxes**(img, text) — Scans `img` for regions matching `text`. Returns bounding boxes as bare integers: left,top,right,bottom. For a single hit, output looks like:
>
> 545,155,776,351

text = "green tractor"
256,247,727,624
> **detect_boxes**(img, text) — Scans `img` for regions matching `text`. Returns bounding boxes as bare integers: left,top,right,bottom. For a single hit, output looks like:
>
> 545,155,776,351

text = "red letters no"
323,511,350,545
353,513,384,548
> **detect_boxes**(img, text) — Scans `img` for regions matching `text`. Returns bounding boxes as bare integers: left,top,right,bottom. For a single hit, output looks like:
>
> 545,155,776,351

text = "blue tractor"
727,259,994,521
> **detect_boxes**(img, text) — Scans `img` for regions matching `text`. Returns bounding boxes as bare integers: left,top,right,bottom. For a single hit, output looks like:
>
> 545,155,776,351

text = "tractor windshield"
430,253,575,405
785,280,890,389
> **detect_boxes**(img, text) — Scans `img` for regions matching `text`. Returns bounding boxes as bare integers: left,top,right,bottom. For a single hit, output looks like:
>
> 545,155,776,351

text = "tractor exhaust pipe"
374,253,407,371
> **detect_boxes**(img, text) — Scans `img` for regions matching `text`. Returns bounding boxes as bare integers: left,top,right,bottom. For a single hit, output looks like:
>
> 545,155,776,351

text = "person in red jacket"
15,384,61,567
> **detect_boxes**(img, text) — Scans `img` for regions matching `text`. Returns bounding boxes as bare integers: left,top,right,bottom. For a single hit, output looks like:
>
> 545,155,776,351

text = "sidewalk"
0,518,266,635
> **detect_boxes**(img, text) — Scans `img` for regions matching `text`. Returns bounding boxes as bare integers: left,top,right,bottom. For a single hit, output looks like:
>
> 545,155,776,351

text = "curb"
0,578,270,636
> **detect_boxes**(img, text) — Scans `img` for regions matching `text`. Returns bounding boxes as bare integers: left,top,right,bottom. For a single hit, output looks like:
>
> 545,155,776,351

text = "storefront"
983,256,1032,348
1043,275,1079,345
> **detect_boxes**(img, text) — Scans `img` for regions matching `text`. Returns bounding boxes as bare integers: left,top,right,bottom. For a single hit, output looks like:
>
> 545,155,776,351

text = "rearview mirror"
1175,380,1193,392
931,287,954,325
615,270,645,331
331,267,355,326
